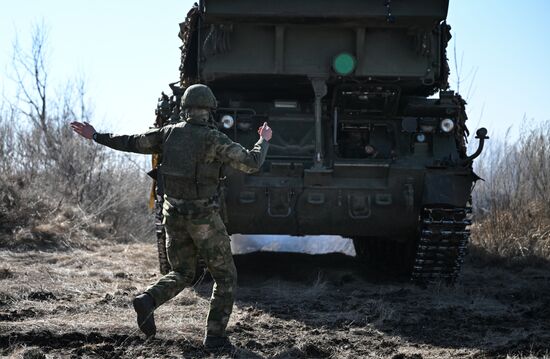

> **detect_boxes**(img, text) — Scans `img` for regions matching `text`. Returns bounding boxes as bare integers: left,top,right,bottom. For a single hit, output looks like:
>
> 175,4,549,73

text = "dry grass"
2,245,550,358
0,26,154,252
0,98,153,251
507,355,550,359
471,121,550,265
0,267,14,279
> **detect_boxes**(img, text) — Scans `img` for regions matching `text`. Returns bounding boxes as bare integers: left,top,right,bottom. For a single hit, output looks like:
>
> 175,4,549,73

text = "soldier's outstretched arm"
70,121,164,154
211,122,272,174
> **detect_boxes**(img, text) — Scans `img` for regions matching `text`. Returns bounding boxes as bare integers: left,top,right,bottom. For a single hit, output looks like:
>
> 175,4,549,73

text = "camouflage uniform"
94,114,268,337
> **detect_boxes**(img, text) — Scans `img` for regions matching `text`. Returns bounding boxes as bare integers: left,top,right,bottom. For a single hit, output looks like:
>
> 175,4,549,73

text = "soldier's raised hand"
258,122,272,141
70,121,96,140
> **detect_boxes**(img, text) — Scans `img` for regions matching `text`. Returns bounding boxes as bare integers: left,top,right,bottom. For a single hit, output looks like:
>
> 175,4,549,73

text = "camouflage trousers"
145,210,237,337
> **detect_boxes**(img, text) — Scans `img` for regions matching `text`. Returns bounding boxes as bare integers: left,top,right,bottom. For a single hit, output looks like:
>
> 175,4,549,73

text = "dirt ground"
1,243,549,359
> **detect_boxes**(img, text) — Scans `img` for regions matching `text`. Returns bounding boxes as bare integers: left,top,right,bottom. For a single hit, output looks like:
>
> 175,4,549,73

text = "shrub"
0,25,153,250
471,121,550,264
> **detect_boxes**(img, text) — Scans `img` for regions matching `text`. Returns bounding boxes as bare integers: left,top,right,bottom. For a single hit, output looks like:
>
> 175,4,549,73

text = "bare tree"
0,103,19,173
11,22,58,157
1,22,153,248
8,23,102,199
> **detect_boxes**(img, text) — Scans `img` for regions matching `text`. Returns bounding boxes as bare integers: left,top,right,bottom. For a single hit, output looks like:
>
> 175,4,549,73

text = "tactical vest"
160,122,222,200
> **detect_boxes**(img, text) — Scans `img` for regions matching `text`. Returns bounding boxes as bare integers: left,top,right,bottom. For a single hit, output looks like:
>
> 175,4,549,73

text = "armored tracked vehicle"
153,0,488,283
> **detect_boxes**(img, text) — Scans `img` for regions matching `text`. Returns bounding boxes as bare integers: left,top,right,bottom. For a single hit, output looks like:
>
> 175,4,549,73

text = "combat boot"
203,335,233,352
132,293,156,338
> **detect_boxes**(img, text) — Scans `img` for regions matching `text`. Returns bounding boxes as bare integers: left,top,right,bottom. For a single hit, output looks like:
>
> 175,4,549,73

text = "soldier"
70,84,272,351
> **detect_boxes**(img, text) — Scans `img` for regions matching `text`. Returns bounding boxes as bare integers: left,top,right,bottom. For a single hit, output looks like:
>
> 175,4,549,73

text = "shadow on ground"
190,250,550,357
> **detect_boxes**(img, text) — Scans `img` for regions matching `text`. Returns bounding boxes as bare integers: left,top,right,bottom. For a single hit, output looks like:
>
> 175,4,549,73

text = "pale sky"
1,1,549,140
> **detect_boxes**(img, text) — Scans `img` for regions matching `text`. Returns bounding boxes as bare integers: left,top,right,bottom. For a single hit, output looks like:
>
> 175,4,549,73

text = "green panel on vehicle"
333,53,356,76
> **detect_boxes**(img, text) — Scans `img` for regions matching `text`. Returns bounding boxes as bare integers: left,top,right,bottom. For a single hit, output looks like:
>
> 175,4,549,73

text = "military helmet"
181,84,217,109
